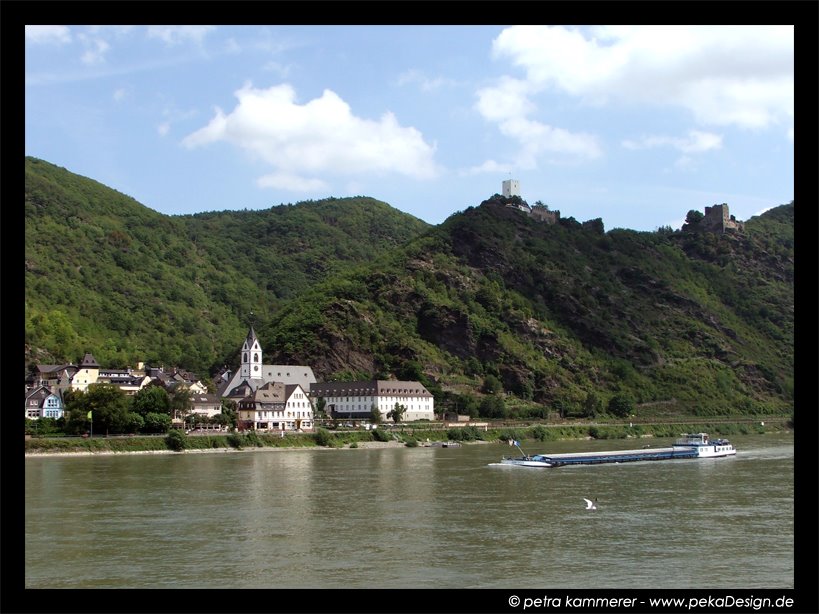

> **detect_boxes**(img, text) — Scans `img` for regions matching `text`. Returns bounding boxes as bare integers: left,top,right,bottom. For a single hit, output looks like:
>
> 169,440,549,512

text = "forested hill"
24,157,430,373
25,156,793,417
262,197,793,417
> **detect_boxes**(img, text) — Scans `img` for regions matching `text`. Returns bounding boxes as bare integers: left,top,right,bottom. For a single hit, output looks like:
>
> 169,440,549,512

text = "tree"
314,397,327,420
369,403,382,424
386,402,406,424
124,412,145,434
607,394,634,418
66,384,130,435
684,210,704,229
132,386,170,416
169,387,192,421
478,395,506,419
481,375,502,395
220,399,238,431
553,400,568,419
143,412,172,433
583,392,603,419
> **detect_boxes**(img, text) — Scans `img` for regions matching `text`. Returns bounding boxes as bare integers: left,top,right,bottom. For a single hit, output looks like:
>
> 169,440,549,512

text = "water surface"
25,432,793,589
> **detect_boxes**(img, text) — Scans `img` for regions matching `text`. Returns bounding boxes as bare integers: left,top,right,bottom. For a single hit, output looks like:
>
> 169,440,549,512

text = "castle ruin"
700,203,744,234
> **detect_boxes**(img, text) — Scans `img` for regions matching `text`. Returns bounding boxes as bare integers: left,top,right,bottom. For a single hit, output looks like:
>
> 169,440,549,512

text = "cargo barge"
494,433,736,468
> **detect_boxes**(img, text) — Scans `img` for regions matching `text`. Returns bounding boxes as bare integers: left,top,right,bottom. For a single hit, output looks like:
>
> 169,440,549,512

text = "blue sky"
25,25,794,231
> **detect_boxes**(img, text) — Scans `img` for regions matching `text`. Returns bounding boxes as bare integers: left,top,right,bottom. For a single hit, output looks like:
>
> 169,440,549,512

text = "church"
216,327,317,402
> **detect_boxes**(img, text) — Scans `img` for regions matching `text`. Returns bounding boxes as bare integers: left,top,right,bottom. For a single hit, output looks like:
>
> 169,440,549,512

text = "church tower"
240,327,263,380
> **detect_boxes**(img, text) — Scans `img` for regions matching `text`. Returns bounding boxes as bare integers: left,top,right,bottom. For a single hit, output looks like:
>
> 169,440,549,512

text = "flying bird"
583,498,598,510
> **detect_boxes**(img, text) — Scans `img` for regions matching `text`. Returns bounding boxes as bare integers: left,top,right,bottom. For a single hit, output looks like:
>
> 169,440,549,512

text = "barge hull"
540,447,698,467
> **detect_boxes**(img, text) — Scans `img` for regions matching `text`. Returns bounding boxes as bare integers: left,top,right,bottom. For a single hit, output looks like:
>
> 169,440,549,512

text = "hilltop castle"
701,203,744,233
684,203,744,234
496,179,560,224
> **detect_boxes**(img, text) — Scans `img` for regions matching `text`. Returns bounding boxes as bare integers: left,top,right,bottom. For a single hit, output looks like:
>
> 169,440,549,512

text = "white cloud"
475,77,602,165
147,26,216,46
25,25,71,44
78,34,111,65
460,159,512,176
224,38,242,54
157,122,171,137
396,69,458,92
622,130,723,153
262,61,291,78
183,83,439,192
257,172,328,192
492,25,793,129
475,77,535,122
113,88,127,102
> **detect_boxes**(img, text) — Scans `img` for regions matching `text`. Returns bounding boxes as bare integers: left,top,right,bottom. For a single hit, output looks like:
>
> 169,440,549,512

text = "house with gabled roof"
70,353,100,392
189,393,223,419
236,381,312,432
25,386,64,420
27,364,78,392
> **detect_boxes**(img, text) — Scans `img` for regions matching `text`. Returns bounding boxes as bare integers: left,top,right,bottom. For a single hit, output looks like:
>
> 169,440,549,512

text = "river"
25,432,793,590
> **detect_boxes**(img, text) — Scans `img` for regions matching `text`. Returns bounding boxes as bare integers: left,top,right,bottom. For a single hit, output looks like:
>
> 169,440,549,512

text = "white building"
218,327,317,400
502,179,520,198
237,382,313,432
25,386,64,420
310,380,435,422
70,353,101,392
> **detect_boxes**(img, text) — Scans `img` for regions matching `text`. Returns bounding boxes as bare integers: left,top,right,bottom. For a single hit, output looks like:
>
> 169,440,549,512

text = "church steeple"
240,326,263,379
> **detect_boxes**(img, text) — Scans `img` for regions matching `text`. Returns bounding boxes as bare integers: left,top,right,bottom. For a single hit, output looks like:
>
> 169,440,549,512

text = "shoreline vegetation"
25,418,790,458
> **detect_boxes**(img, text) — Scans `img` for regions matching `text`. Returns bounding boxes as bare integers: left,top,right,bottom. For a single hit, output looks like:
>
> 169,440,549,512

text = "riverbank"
24,419,788,457
24,439,410,458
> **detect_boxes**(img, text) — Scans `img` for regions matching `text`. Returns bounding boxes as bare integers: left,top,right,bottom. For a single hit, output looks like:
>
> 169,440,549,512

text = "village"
24,191,742,438
25,326,436,436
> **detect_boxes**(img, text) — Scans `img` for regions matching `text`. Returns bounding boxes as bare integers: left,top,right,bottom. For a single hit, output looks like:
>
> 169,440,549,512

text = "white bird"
583,498,598,510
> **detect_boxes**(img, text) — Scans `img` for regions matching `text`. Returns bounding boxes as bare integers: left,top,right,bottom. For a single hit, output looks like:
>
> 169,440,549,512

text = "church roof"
245,326,260,347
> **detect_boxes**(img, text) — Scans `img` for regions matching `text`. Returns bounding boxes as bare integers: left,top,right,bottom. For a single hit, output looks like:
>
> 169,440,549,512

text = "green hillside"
25,157,793,419
24,157,430,374
263,197,793,417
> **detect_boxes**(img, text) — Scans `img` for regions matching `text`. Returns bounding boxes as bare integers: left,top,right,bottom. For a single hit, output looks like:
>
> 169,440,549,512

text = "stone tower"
701,203,744,233
502,179,520,198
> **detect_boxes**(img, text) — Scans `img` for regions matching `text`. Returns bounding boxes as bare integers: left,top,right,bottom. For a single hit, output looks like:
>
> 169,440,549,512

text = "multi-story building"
236,382,312,432
25,386,64,420
310,380,435,422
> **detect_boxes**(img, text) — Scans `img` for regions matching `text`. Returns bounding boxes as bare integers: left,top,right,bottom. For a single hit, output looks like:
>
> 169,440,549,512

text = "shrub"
243,431,263,447
372,427,391,442
498,428,523,443
314,428,334,447
531,425,548,441
447,425,483,442
165,429,188,452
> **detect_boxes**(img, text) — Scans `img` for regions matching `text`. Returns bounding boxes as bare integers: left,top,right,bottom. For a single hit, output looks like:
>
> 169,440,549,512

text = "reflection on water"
26,433,793,589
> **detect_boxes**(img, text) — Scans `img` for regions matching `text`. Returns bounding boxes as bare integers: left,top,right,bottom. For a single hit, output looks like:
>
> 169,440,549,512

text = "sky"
24,25,794,232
